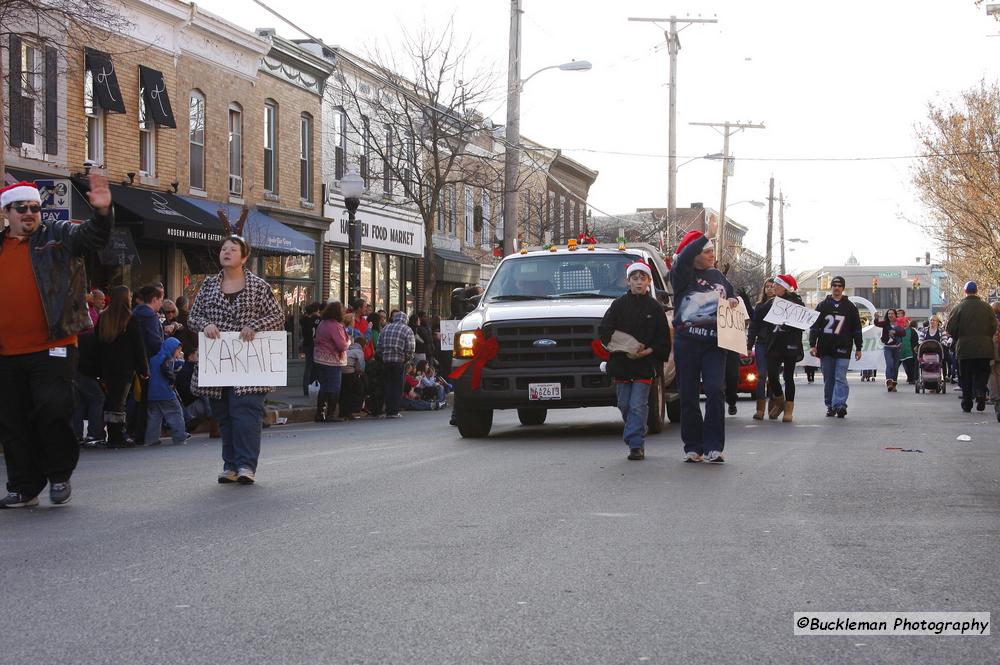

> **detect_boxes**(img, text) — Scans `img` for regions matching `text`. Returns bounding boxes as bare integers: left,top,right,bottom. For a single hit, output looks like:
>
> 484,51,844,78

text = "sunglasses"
11,203,42,214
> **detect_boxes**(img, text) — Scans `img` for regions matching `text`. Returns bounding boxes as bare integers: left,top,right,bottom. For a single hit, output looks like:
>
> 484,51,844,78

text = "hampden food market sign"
323,195,424,258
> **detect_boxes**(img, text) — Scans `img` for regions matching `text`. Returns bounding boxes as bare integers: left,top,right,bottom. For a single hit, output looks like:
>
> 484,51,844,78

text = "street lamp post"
341,170,365,307
503,0,590,256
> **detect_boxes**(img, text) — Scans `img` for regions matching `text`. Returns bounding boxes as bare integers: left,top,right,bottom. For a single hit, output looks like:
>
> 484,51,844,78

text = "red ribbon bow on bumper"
448,337,499,390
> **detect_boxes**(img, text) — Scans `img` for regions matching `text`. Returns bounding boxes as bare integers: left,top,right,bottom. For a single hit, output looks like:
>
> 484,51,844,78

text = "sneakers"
49,481,71,505
627,447,645,461
386,413,402,419
826,407,836,417
0,491,39,508
705,451,725,464
836,406,847,419
217,469,238,484
683,452,703,463
236,468,256,484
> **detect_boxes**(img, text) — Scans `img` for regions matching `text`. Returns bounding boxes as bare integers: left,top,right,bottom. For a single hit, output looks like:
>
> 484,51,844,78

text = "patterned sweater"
188,269,284,398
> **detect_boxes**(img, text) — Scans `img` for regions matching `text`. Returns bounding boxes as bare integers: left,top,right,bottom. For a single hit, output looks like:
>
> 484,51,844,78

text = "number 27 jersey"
810,296,864,359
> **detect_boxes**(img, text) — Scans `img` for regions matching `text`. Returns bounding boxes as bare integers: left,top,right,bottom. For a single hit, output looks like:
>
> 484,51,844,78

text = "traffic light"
872,277,878,293
912,277,921,290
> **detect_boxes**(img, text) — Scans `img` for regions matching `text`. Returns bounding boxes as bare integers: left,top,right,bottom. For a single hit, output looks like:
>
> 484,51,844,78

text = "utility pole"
690,120,765,261
778,189,786,274
502,0,522,256
629,15,717,246
765,176,774,276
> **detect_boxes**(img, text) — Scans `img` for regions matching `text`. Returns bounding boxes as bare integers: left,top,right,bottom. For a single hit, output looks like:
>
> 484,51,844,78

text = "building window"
16,41,40,147
383,123,393,196
360,115,371,186
228,105,243,196
264,100,277,194
84,68,104,165
403,132,415,197
481,189,492,248
334,106,346,180
448,185,456,236
907,287,930,309
465,187,475,244
138,80,156,176
855,287,901,311
300,113,313,202
188,90,205,190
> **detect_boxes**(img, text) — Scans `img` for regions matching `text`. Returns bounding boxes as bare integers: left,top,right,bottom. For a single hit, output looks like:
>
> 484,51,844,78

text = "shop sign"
35,179,71,223
324,202,424,257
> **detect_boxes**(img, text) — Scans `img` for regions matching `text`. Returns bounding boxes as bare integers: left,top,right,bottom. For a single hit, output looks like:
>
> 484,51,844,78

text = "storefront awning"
434,248,480,285
181,197,315,256
98,184,226,244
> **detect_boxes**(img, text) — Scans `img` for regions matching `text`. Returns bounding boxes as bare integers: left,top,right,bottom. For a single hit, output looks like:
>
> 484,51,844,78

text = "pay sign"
34,179,71,223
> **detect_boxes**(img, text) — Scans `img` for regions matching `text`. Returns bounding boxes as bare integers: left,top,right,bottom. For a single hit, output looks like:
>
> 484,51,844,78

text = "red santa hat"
675,230,713,256
626,259,652,278
0,181,41,209
774,273,798,291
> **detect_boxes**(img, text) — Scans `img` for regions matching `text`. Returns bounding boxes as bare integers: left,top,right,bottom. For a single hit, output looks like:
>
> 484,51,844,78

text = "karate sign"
197,332,287,386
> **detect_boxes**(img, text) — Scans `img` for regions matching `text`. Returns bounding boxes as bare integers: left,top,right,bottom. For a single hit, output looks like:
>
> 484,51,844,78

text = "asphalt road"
2,377,999,664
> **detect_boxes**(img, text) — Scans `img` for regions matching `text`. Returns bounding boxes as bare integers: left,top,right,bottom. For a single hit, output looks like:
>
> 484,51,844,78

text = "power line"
558,147,1000,163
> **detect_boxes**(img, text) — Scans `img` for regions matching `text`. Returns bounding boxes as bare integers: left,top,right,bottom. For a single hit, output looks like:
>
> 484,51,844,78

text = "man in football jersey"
808,276,863,417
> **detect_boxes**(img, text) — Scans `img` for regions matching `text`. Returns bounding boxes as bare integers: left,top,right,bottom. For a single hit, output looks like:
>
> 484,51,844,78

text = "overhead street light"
503,48,592,255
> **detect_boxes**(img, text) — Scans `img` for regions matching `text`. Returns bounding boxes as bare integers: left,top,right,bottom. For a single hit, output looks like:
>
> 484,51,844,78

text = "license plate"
528,382,562,400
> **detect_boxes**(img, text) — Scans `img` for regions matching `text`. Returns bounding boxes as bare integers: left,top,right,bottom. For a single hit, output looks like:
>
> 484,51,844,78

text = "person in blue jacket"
669,219,740,464
145,336,188,445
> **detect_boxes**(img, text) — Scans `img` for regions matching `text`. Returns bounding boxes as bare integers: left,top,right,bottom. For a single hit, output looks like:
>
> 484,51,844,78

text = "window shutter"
9,35,22,147
45,46,58,154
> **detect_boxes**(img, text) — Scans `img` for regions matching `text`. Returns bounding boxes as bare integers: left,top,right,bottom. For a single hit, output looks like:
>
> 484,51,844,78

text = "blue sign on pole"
34,178,71,223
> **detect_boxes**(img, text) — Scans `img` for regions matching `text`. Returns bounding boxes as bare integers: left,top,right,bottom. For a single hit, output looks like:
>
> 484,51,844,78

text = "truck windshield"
484,253,643,302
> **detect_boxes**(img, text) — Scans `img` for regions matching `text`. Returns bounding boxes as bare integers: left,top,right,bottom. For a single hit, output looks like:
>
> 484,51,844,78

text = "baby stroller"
915,339,946,394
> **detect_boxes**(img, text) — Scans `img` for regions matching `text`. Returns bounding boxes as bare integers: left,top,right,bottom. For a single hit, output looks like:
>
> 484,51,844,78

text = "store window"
375,253,389,311
328,248,345,305
389,255,400,310
403,258,416,313
264,254,316,357
361,252,374,306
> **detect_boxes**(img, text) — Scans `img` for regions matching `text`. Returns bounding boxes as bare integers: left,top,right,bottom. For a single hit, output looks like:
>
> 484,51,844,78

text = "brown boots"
753,399,766,420
767,396,785,419
782,401,795,422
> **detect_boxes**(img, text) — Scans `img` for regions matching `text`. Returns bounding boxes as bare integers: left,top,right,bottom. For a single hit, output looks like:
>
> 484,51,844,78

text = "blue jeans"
73,372,105,440
674,336,726,455
315,364,343,400
616,380,650,450
820,356,851,409
146,397,188,444
383,362,405,416
753,344,768,400
883,346,901,382
401,396,433,411
183,395,212,422
210,390,266,472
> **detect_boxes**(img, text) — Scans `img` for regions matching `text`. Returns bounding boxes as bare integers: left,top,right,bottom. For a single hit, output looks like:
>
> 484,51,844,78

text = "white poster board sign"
198,332,288,387
439,320,462,351
716,293,750,355
764,297,821,330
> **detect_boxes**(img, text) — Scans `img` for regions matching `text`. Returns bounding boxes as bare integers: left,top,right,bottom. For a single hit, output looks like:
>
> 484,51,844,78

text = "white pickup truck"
450,243,679,438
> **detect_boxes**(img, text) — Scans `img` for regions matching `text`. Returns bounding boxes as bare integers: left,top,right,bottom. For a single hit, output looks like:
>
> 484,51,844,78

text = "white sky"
196,0,999,273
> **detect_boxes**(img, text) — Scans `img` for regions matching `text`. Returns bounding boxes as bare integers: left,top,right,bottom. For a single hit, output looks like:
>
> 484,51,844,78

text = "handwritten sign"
198,332,288,387
716,293,750,354
764,297,820,331
439,319,462,350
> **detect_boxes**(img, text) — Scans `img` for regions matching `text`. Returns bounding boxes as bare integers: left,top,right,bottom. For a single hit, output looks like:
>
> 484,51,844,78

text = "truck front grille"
486,319,602,369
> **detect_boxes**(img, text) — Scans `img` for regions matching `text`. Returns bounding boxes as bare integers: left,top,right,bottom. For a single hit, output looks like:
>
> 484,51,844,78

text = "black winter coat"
598,291,671,380
749,292,805,361
98,317,149,386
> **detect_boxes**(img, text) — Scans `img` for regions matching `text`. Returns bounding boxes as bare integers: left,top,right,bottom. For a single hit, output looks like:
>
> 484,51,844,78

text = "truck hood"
459,297,612,331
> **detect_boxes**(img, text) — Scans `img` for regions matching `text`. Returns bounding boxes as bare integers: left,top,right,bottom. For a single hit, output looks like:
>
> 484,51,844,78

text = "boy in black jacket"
808,275,863,418
599,260,671,460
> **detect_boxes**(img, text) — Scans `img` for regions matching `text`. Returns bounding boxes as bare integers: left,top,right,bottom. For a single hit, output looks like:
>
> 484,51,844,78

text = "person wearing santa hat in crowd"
669,217,739,464
747,273,805,422
598,259,670,460
0,174,114,508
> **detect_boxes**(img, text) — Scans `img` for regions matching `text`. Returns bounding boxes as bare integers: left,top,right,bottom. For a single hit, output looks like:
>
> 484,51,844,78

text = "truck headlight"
454,330,481,358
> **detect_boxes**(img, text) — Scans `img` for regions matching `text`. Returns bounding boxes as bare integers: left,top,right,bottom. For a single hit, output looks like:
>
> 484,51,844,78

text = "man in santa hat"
670,218,739,464
598,259,670,460
0,174,113,508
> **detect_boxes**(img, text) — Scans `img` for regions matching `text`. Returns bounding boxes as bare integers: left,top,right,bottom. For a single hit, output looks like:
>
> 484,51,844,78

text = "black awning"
434,248,480,284
139,65,176,128
105,184,226,245
85,47,126,114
